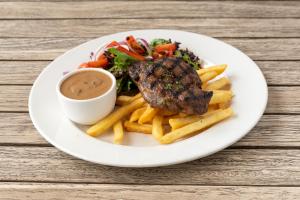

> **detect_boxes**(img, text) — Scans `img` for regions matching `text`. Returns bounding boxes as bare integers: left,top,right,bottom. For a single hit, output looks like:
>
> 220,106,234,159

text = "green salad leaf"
107,48,138,95
150,38,171,48
175,50,201,70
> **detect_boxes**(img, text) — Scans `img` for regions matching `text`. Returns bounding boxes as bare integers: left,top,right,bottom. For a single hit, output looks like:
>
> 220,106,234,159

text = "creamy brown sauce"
61,70,112,100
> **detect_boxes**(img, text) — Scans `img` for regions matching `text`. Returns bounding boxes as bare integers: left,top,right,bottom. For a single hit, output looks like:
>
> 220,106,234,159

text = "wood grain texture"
0,147,299,185
1,61,299,85
0,85,298,113
1,113,299,147
1,38,300,61
0,183,299,200
1,18,300,38
0,1,299,19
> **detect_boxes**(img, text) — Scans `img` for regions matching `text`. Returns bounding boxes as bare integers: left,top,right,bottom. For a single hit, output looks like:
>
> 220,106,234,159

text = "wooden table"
0,0,299,199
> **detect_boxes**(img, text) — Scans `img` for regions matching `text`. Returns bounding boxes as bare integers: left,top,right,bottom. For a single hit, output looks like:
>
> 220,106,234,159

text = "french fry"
208,104,219,112
129,107,147,122
131,93,142,102
203,77,230,90
113,120,124,144
116,95,132,106
169,109,220,130
138,105,159,124
160,108,234,144
87,97,145,137
209,90,233,105
152,115,164,140
197,64,227,76
116,93,142,106
169,115,202,130
219,101,231,109
124,121,152,134
161,114,182,125
200,71,218,83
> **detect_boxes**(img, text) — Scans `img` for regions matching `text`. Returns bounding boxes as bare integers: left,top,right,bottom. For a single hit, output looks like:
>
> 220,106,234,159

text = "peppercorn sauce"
61,70,112,100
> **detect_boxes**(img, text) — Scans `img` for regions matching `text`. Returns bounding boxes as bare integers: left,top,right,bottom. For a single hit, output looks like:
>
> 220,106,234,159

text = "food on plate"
200,71,218,83
169,109,219,130
129,107,147,122
129,57,212,115
138,105,159,124
60,70,112,100
203,77,230,90
87,97,145,136
209,90,233,104
78,35,234,144
152,115,164,141
197,64,227,76
113,120,124,144
160,108,234,144
124,121,152,134
57,68,117,125
116,93,142,106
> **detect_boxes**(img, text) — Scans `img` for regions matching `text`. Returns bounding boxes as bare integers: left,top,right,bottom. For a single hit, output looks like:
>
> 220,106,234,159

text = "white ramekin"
56,68,116,125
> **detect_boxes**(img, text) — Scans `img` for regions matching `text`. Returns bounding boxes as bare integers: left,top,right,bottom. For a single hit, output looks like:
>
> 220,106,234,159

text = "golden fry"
208,104,219,112
116,95,133,106
219,101,231,109
169,109,220,130
152,115,164,140
200,71,218,83
197,64,227,76
87,97,145,137
204,77,230,90
209,90,233,105
113,120,124,144
129,107,147,122
138,105,159,124
131,93,142,102
160,108,234,144
169,115,202,130
124,121,152,134
116,93,142,106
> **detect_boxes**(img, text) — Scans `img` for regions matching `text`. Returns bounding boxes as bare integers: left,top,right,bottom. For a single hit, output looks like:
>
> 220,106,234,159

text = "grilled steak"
128,57,213,115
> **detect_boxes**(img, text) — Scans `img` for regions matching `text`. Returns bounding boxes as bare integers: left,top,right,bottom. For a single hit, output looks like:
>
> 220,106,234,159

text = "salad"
79,36,203,95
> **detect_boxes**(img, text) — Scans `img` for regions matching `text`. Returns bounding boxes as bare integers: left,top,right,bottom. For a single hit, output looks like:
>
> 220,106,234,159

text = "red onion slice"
137,38,152,56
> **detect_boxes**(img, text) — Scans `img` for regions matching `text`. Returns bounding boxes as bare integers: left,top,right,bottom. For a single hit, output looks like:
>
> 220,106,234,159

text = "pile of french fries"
87,64,234,144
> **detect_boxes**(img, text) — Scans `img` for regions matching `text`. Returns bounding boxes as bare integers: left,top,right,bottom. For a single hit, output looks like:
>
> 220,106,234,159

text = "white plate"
29,30,268,167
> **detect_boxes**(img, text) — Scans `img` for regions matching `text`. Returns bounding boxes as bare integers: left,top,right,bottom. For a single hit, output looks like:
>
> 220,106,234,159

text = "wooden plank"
0,147,299,185
0,1,299,19
1,61,299,85
236,115,300,147
0,113,47,145
1,18,300,38
1,113,300,147
0,85,298,113
0,183,299,200
0,38,299,61
0,61,48,84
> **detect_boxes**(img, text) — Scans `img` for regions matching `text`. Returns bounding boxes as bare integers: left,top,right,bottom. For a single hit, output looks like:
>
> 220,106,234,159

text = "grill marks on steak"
129,57,213,115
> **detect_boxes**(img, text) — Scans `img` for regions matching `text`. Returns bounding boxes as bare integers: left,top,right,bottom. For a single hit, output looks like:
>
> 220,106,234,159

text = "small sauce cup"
56,68,116,125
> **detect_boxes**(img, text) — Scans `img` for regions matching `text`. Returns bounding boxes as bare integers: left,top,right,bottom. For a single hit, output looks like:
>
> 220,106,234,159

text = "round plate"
29,30,268,167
